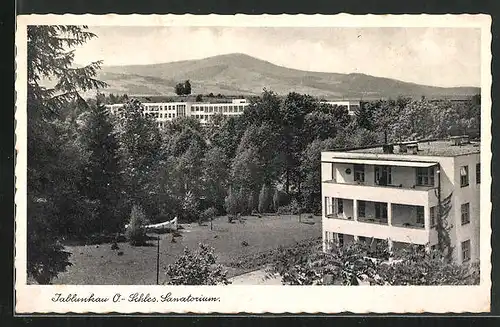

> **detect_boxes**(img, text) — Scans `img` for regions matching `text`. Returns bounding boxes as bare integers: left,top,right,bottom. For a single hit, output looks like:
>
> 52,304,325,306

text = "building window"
461,240,471,262
476,163,480,184
461,203,470,225
416,206,424,225
337,198,344,214
416,167,435,186
375,202,387,219
337,233,344,247
324,197,333,216
430,206,437,227
358,200,366,218
460,165,469,187
354,164,365,183
375,166,392,185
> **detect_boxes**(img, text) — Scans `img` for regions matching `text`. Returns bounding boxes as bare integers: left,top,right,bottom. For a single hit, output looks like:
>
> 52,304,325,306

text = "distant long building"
106,98,249,128
105,98,360,128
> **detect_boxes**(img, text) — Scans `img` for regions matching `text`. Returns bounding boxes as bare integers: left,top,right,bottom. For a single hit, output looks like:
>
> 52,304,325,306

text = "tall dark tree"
78,103,123,233
278,92,318,194
183,80,192,95
27,25,107,283
203,146,230,212
115,99,163,220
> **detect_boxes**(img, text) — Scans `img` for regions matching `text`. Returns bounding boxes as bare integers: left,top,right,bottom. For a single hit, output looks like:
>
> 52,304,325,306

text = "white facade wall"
452,153,481,263
321,149,480,264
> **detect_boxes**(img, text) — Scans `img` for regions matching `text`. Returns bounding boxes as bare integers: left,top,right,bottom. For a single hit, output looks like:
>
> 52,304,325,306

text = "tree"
247,193,256,214
224,187,239,216
202,147,229,212
230,146,262,194
258,184,271,214
166,244,230,285
278,92,318,194
271,240,479,286
195,94,203,102
377,244,479,286
174,80,192,96
125,205,148,246
183,80,192,95
201,207,217,230
115,99,162,220
181,191,200,223
77,103,123,234
272,188,280,212
27,25,107,283
300,138,343,212
175,83,184,96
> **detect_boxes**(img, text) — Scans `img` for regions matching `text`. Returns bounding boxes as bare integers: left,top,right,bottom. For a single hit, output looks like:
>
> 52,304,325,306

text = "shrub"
125,205,147,246
272,188,280,212
182,191,200,223
247,193,255,214
224,188,239,216
278,198,302,215
258,184,270,214
201,207,217,223
166,244,231,285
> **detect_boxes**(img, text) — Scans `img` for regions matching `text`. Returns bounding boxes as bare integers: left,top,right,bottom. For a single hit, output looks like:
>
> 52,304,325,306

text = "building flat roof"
348,140,480,157
329,158,437,167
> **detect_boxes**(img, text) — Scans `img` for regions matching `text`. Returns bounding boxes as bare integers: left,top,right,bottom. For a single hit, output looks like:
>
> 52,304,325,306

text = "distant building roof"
348,140,480,157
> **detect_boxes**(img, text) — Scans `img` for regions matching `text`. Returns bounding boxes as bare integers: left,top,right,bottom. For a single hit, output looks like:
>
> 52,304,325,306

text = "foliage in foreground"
166,244,230,285
270,241,480,286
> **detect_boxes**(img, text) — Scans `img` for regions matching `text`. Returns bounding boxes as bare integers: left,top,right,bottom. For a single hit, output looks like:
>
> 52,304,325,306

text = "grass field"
53,214,321,285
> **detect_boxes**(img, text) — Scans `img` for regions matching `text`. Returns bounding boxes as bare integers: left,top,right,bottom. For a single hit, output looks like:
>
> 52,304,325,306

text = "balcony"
323,217,434,245
323,199,439,245
322,180,438,207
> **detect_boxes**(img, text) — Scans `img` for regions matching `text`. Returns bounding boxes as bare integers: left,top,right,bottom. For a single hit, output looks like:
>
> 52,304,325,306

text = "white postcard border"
15,14,492,314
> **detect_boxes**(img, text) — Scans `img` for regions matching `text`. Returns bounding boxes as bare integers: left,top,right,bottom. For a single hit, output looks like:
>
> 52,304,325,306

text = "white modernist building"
321,136,480,264
321,100,361,116
106,98,249,128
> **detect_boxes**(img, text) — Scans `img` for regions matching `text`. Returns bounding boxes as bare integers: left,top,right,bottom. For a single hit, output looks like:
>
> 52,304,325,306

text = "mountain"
95,53,479,99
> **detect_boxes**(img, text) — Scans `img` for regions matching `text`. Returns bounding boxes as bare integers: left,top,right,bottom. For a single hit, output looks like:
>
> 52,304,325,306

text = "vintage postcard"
15,14,492,314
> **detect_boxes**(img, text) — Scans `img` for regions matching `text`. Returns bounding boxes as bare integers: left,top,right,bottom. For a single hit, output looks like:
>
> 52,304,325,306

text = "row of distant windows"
144,105,182,111
146,112,176,119
460,163,480,187
192,105,246,113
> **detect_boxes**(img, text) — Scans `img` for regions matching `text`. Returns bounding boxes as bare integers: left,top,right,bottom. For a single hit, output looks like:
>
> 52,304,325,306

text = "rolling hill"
94,53,479,99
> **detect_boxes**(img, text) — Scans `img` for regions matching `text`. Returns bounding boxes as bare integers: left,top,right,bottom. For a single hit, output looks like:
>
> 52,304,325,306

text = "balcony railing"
357,217,388,225
322,181,438,207
323,218,432,245
391,221,425,230
323,179,434,191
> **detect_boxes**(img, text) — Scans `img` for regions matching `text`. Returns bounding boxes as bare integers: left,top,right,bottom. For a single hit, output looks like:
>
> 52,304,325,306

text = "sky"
73,26,481,88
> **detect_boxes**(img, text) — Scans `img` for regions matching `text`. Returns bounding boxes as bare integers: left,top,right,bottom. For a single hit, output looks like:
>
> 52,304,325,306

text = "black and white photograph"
15,14,492,313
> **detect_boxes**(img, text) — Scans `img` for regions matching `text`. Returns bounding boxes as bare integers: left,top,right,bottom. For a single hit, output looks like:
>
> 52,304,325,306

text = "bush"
201,207,217,223
272,188,280,212
258,184,270,214
166,244,230,285
278,198,302,215
181,191,200,223
247,194,255,214
224,188,239,216
125,205,147,246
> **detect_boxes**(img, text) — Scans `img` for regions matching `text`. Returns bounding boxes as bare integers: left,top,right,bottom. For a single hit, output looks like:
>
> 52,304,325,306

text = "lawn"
53,214,322,285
